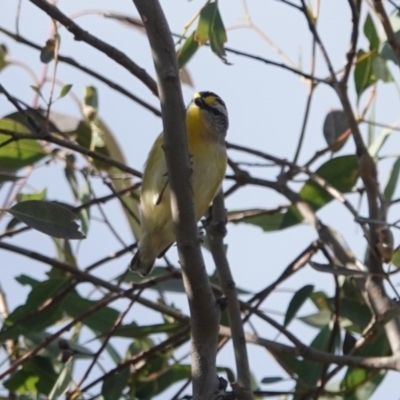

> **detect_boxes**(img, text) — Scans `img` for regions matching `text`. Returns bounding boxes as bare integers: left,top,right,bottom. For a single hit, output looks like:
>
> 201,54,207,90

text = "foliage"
1,0,400,399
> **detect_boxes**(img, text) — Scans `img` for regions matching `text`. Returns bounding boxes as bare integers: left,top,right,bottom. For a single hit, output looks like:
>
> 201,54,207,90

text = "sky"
1,0,400,398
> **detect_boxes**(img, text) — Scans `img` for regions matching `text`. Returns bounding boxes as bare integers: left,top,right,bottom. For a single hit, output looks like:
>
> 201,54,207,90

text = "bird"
130,91,229,276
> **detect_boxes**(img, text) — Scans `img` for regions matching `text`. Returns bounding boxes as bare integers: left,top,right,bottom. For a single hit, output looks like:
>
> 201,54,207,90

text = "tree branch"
0,27,161,117
341,0,361,85
129,2,222,398
219,326,400,371
207,191,253,400
0,241,189,322
0,127,141,177
28,0,158,96
373,0,400,66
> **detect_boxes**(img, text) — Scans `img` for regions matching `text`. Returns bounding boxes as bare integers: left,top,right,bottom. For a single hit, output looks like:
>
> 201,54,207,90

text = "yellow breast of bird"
139,106,226,253
186,105,227,220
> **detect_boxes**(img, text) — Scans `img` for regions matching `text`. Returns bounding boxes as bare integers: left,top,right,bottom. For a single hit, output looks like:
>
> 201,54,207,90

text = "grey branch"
207,191,253,400
219,326,400,371
131,1,221,399
28,0,158,96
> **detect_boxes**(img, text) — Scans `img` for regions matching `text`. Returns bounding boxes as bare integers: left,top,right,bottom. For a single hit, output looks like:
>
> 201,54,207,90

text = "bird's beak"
193,93,205,108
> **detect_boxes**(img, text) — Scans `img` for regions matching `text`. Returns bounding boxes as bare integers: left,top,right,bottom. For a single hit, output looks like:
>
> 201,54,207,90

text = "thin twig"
0,126,141,177
28,0,158,96
131,1,222,399
0,241,189,322
206,191,253,400
0,27,161,116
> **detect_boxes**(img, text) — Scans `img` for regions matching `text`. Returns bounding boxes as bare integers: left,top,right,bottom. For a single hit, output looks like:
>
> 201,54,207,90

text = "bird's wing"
141,134,169,208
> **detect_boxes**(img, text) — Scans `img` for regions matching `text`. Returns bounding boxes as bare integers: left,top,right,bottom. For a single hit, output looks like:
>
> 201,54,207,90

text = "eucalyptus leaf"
8,200,84,239
384,158,400,200
323,110,350,152
229,155,359,232
0,118,46,169
178,31,199,68
102,368,129,400
284,285,314,327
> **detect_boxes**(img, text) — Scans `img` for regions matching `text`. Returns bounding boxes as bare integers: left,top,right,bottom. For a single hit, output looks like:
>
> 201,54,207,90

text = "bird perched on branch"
130,91,229,276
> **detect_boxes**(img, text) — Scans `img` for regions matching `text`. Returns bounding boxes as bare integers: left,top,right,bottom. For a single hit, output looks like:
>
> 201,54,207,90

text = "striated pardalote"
130,91,229,276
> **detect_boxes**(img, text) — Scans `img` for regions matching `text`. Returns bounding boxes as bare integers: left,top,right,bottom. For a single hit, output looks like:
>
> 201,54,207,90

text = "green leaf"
294,325,332,394
53,238,77,267
343,331,357,355
381,34,400,63
284,285,314,327
69,116,141,238
364,14,379,51
4,108,61,134
354,49,376,97
178,31,200,69
83,85,98,121
195,2,218,45
310,291,331,311
4,356,58,395
24,332,94,359
0,43,9,71
391,245,400,268
63,291,119,333
369,121,400,157
342,369,386,400
209,7,227,60
335,298,372,333
102,368,130,400
103,341,122,364
111,322,183,338
16,274,40,287
228,208,295,232
299,155,359,207
3,369,39,394
229,155,358,232
269,351,301,378
40,36,60,64
384,158,400,200
79,182,91,236
0,119,46,169
8,200,85,239
135,364,192,399
48,362,72,400
261,376,285,384
298,310,332,328
323,110,351,152
127,337,154,357
64,153,79,200
7,189,48,234
380,11,400,63
59,84,72,99
30,85,45,100
372,56,393,82
0,279,68,340
17,189,47,202
193,2,227,62
353,47,391,99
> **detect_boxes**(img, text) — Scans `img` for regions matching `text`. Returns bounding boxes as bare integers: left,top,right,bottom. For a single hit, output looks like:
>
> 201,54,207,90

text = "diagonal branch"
373,0,400,66
0,27,161,116
129,2,222,399
0,241,189,322
28,0,158,96
206,191,253,400
0,127,141,177
341,0,361,85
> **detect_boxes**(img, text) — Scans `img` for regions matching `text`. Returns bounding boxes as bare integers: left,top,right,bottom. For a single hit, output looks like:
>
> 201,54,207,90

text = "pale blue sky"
1,0,400,398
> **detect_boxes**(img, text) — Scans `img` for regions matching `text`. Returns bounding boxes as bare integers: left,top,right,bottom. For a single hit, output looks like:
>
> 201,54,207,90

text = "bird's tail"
129,250,155,277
